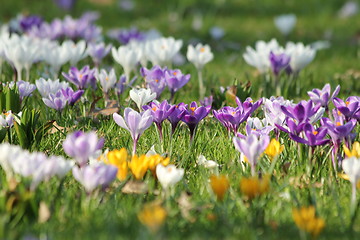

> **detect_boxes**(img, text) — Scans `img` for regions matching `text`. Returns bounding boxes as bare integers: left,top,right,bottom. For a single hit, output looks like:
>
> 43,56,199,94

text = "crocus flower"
108,27,145,44
308,84,340,109
181,102,211,142
289,123,329,147
146,37,183,66
72,163,118,193
62,40,88,66
54,0,76,10
112,45,141,83
115,75,136,96
200,95,213,107
105,148,128,181
96,68,117,94
344,142,360,158
17,80,36,100
138,204,167,233
186,43,214,70
35,78,69,98
167,102,187,134
342,157,360,213
263,96,294,127
333,96,360,121
156,164,184,190
87,42,112,66
264,139,284,160
233,134,270,175
141,66,167,98
60,87,84,106
274,14,297,36
129,88,156,111
62,65,96,90
281,100,323,124
240,175,270,199
129,154,149,180
0,143,22,180
143,100,176,140
19,15,43,32
63,130,105,167
292,206,325,238
197,155,219,169
164,69,191,99
285,42,316,73
0,111,16,128
269,51,290,76
113,108,153,155
42,90,68,111
209,175,229,201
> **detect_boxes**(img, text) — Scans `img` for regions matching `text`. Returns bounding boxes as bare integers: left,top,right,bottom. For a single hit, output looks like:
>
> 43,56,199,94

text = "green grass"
0,0,360,239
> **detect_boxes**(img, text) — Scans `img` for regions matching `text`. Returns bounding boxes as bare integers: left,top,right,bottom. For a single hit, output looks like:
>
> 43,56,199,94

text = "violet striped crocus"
307,84,340,109
164,69,191,100
233,134,270,175
289,123,329,147
17,80,36,100
141,66,167,98
113,108,153,155
62,65,96,90
63,131,105,167
72,162,118,193
333,96,360,121
42,90,68,111
181,102,211,142
61,87,84,106
143,100,176,140
281,100,323,124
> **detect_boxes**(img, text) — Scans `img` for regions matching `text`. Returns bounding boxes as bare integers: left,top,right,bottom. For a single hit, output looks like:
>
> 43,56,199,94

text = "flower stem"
198,69,205,100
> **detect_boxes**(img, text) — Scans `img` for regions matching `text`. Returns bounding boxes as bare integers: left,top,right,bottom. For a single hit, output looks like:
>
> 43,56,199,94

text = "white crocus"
62,40,88,66
35,78,69,97
285,42,316,72
112,45,141,83
129,88,156,111
42,41,72,78
156,164,184,189
274,14,297,36
186,43,214,70
145,37,183,66
243,39,281,74
96,68,117,93
197,155,219,169
0,143,22,180
342,157,360,213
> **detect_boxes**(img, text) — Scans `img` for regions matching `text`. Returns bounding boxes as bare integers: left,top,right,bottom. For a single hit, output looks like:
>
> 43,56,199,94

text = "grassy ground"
0,0,360,239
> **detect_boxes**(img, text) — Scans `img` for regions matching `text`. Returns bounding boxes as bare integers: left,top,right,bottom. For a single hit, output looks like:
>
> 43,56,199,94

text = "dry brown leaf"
91,100,119,117
122,180,148,194
38,201,51,223
49,121,70,134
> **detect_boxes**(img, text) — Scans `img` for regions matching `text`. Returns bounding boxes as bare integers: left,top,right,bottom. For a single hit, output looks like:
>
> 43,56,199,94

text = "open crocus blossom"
274,14,297,36
129,88,157,111
181,101,211,142
281,100,323,124
285,42,316,73
112,45,141,83
62,65,96,90
63,130,105,167
233,134,270,175
141,65,167,98
42,90,68,111
307,84,340,109
36,78,69,98
289,123,329,147
146,37,183,66
186,43,214,70
342,157,360,213
96,68,117,94
156,164,184,190
113,108,153,155
87,42,112,66
72,162,118,193
164,69,191,100
292,206,325,238
333,96,360,121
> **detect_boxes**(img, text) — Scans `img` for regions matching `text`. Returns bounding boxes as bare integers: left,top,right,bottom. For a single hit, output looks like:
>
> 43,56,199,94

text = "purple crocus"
63,130,104,167
269,51,290,76
113,108,153,155
200,96,213,107
141,66,167,98
307,84,340,109
62,65,96,90
17,80,36,100
181,102,211,142
61,87,84,106
233,134,270,176
289,123,329,146
108,27,145,44
213,97,262,135
19,15,43,32
72,163,118,193
54,0,77,10
42,90,68,111
87,42,112,66
164,69,190,100
333,96,360,121
275,117,307,135
167,103,187,135
281,100,323,124
143,100,176,140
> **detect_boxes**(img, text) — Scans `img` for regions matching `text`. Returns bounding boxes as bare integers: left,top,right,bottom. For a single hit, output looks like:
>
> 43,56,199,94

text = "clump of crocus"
62,65,96,90
307,83,340,109
156,164,184,190
138,204,167,233
147,154,170,174
113,108,153,155
240,175,270,199
209,175,230,201
264,138,284,161
129,154,150,180
63,130,104,167
143,100,175,140
105,148,128,181
233,134,270,175
292,206,325,238
181,101,211,143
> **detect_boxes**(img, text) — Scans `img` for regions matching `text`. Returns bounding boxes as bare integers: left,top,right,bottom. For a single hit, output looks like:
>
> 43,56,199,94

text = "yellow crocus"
106,148,128,181
265,138,284,160
147,154,170,173
343,142,360,158
292,206,325,238
129,155,149,180
138,204,167,233
209,175,230,201
240,175,270,199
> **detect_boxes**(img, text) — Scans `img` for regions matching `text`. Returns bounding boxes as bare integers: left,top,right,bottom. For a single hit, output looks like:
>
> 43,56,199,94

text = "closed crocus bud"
112,45,141,83
186,43,214,70
146,37,183,66
156,164,184,189
129,88,156,111
285,42,316,73
96,68,117,93
210,175,229,201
